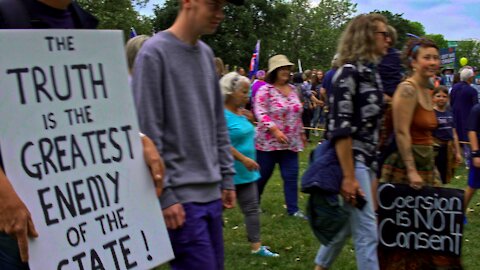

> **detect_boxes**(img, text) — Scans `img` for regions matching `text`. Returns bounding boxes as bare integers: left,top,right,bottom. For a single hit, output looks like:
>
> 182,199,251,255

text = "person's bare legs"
251,242,261,251
464,186,477,211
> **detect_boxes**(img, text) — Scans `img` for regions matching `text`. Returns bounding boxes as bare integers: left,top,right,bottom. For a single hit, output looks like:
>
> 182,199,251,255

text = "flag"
130,27,137,38
249,40,261,78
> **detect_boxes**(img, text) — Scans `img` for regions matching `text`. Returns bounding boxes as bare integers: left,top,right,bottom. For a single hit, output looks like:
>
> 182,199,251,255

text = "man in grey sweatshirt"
132,0,243,268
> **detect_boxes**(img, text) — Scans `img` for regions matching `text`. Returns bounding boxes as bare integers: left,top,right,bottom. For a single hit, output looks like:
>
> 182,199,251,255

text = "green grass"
156,136,480,269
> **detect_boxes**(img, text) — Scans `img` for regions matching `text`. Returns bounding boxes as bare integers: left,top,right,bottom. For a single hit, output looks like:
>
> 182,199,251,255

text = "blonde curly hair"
336,13,388,65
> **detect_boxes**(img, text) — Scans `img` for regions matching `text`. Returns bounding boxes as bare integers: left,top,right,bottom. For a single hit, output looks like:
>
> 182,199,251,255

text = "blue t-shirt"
467,104,480,143
224,109,260,185
433,109,455,141
322,68,337,96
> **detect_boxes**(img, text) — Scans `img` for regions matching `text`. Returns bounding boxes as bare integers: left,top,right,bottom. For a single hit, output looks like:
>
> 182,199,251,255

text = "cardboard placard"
0,30,173,269
377,183,464,256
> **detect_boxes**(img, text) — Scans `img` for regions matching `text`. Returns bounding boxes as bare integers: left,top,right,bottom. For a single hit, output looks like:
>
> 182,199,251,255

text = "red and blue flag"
249,40,260,78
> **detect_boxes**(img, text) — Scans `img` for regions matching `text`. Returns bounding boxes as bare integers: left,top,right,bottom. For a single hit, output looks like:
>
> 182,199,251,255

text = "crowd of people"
1,1,480,270
215,12,480,270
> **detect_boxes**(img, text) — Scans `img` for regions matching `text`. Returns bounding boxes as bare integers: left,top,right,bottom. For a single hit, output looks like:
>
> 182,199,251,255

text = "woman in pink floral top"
254,54,306,218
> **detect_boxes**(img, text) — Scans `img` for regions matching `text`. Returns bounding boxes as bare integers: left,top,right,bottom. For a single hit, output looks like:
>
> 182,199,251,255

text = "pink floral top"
254,83,304,152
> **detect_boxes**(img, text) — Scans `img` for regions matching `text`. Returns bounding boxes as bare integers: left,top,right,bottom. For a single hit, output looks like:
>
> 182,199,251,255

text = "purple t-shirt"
31,1,75,29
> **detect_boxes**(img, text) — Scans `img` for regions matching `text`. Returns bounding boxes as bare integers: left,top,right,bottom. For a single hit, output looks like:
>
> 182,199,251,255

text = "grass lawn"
157,136,480,269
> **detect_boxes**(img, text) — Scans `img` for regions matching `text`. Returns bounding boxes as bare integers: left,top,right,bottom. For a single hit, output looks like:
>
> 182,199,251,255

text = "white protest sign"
0,30,173,270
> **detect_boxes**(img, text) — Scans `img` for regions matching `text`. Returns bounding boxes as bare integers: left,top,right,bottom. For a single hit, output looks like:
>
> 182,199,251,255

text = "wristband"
472,151,480,158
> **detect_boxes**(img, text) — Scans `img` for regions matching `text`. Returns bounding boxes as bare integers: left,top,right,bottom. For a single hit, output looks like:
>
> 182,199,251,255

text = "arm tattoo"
400,85,416,99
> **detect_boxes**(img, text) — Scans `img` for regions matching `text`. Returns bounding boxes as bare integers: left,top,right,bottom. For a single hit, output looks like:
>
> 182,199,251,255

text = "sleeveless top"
403,80,438,145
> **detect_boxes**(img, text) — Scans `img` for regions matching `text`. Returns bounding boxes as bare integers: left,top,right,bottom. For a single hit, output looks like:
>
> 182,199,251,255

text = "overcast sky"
138,0,480,41
351,0,480,41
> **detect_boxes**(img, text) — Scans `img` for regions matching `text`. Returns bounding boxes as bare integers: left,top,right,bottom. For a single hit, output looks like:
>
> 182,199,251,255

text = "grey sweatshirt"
132,31,235,209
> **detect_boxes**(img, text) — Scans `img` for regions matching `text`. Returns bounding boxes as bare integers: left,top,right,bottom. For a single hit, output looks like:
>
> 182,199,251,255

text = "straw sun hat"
267,54,294,74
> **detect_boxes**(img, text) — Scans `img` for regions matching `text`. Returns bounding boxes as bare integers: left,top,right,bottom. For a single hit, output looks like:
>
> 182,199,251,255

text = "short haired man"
0,1,165,268
131,0,242,269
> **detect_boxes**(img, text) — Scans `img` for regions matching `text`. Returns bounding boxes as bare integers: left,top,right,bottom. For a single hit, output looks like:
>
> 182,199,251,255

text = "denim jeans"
256,150,299,214
314,161,379,270
311,106,325,127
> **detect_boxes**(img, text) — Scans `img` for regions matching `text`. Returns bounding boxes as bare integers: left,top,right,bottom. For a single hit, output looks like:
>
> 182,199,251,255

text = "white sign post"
0,30,173,270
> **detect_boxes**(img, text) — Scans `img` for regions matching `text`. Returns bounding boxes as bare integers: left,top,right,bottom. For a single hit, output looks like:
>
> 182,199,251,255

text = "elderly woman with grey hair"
221,72,279,257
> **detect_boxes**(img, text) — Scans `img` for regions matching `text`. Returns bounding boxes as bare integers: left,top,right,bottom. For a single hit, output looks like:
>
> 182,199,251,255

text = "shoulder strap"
0,0,32,29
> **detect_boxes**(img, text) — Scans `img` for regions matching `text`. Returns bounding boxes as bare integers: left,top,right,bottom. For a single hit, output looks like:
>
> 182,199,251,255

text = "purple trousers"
168,199,224,270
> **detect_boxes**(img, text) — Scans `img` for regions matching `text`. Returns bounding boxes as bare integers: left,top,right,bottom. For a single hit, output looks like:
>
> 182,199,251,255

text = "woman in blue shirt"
220,72,279,257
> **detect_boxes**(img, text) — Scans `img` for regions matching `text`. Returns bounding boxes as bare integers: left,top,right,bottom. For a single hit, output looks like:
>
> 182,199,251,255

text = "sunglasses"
375,31,390,39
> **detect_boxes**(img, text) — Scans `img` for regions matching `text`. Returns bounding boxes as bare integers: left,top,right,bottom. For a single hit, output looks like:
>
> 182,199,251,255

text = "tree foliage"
81,0,456,73
456,40,480,69
151,0,178,32
370,10,425,50
207,0,292,70
299,0,356,69
152,0,356,71
425,34,449,49
77,0,153,40
279,0,356,70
